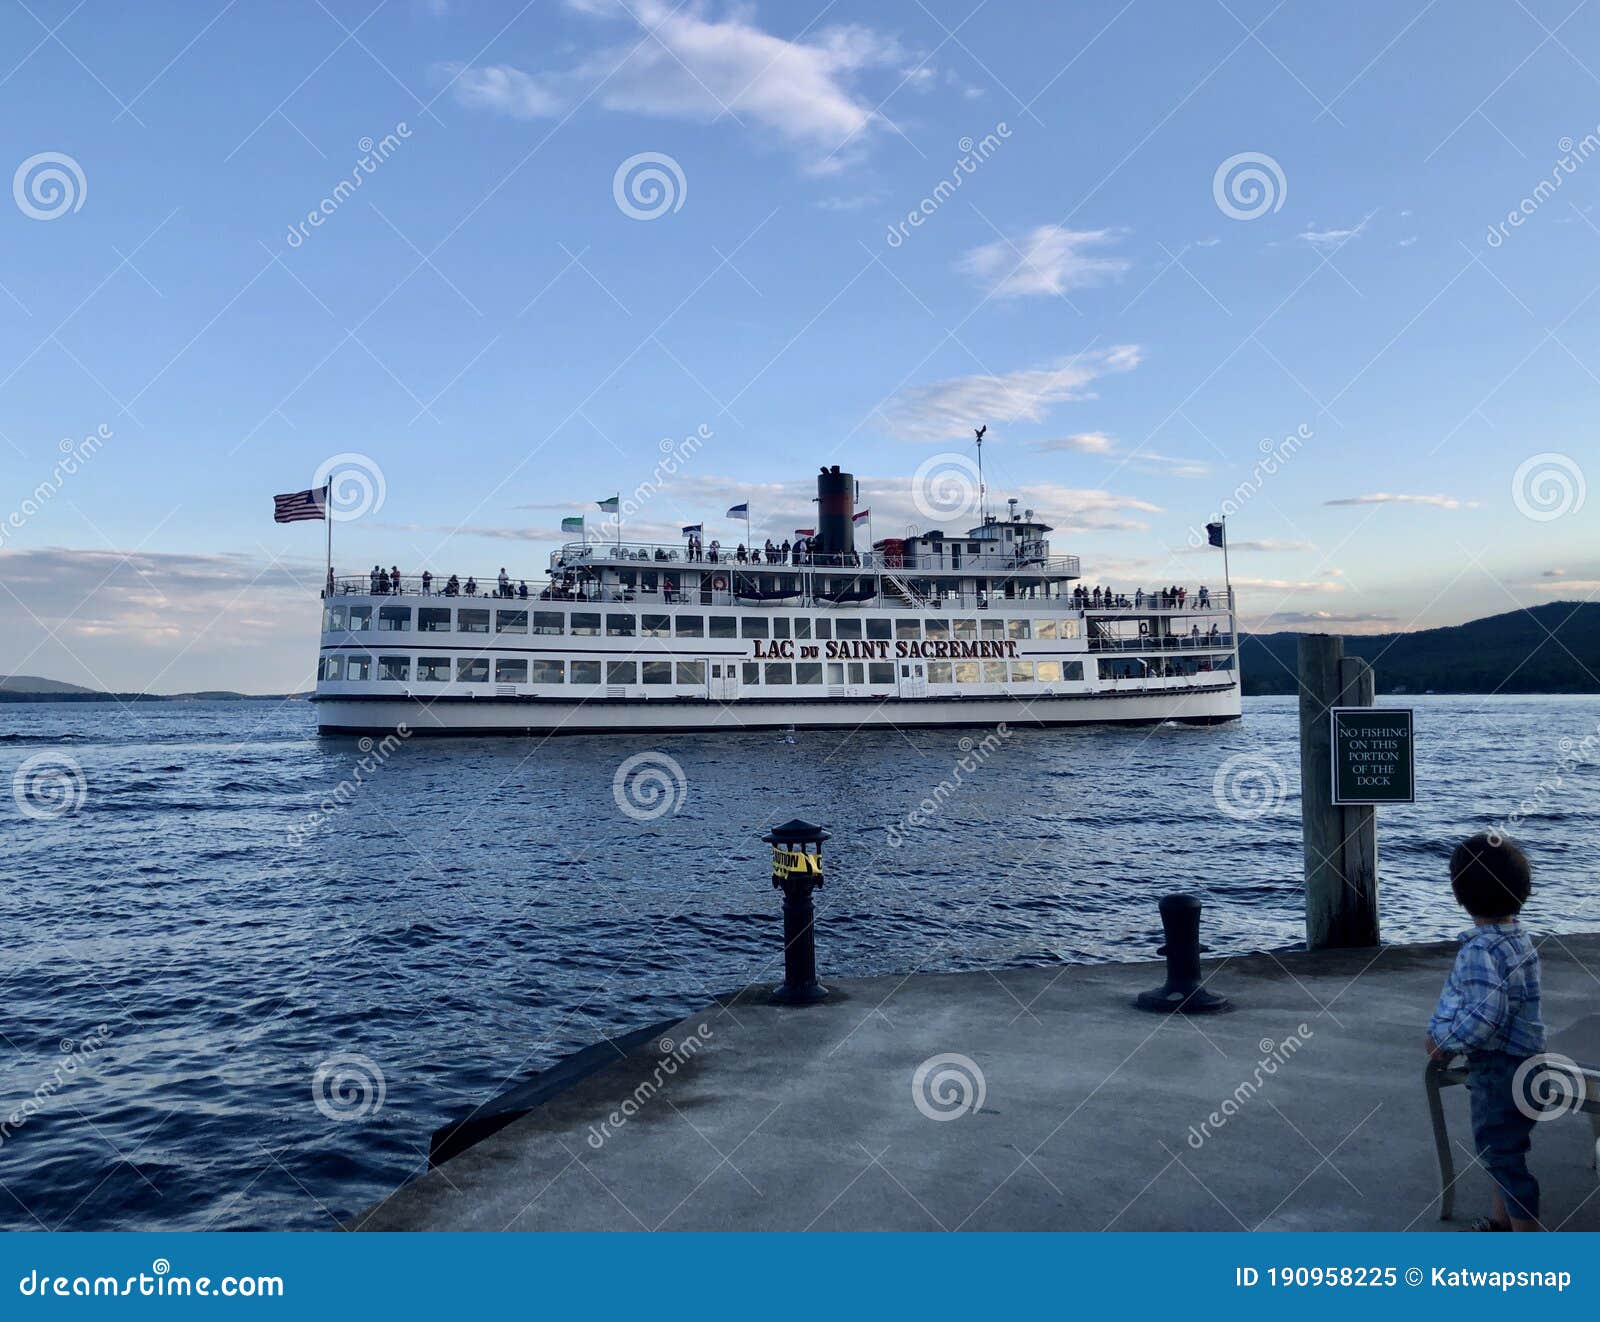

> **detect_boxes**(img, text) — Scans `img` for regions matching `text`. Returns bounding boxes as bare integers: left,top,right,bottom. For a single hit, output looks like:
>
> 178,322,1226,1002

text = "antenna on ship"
974,424,987,524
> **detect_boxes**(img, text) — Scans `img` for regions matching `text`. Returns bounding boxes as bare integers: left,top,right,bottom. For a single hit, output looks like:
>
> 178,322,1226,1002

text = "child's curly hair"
1449,833,1532,918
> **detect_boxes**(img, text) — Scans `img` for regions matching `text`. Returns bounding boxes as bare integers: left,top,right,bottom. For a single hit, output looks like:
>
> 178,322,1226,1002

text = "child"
1426,833,1546,1231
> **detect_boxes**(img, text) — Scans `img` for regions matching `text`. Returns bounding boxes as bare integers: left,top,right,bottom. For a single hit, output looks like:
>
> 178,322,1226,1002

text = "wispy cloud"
879,345,1142,441
1323,492,1478,509
438,0,913,169
1298,211,1374,249
1032,431,1115,455
1248,609,1398,629
960,225,1130,298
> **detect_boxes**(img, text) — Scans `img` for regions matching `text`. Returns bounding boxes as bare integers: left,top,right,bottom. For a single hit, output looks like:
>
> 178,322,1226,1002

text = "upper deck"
549,540,1081,579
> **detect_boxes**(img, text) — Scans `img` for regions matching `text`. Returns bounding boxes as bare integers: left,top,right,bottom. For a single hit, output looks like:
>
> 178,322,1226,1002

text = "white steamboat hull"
314,681,1241,736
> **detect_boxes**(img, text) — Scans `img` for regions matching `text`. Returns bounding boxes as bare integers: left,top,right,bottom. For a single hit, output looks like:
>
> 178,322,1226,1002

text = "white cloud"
1231,575,1348,593
1247,609,1397,629
1030,432,1205,478
1298,213,1373,249
1398,235,1418,247
879,345,1142,441
960,225,1130,298
1033,431,1115,455
439,0,912,168
1323,492,1478,510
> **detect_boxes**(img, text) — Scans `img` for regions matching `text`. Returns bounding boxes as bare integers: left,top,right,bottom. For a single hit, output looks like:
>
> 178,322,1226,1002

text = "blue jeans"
1466,1050,1540,1222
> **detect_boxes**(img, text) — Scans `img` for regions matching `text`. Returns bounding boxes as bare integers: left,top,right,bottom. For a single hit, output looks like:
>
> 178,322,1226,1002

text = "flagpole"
324,484,333,596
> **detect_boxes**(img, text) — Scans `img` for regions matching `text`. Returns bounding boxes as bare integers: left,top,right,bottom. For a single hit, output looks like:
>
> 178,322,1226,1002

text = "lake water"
2,695,1597,1230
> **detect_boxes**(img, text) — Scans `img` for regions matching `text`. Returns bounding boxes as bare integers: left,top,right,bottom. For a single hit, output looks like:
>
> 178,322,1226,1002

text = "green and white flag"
561,516,584,534
596,495,619,513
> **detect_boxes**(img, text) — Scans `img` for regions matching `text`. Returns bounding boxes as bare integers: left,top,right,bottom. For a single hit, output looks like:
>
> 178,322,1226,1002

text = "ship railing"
1088,633,1236,652
549,541,1081,576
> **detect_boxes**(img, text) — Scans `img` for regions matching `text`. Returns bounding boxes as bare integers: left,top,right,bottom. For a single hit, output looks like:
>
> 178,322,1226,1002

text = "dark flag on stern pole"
1205,520,1225,548
274,484,333,596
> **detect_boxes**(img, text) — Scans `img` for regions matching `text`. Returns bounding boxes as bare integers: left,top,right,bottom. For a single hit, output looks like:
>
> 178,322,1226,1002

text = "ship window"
1064,661,1084,681
457,657,489,682
319,654,344,680
773,617,790,639
324,606,345,631
826,662,845,685
1034,619,1058,640
741,618,768,639
606,661,636,685
742,663,760,684
1007,619,1031,640
347,606,372,631
675,661,705,685
1059,619,1081,639
347,654,373,680
953,618,977,639
868,662,893,685
848,663,865,685
925,619,950,640
569,612,601,636
895,618,921,640
675,615,704,638
377,656,410,681
866,618,891,641
1035,661,1062,683
793,618,811,640
641,614,670,637
642,661,672,685
953,660,980,683
710,616,736,639
606,613,634,637
928,661,952,684
981,618,1004,639
418,657,451,682
813,617,832,640
1010,660,1035,681
419,608,452,632
570,660,601,684
795,662,822,685
532,611,564,635
459,609,489,634
983,661,1006,683
763,662,792,685
531,659,564,683
835,619,862,640
378,606,411,631
492,658,525,683
496,610,528,634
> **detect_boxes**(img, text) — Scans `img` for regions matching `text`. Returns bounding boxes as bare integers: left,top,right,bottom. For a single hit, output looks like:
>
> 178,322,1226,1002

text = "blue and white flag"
726,503,748,518
681,523,703,535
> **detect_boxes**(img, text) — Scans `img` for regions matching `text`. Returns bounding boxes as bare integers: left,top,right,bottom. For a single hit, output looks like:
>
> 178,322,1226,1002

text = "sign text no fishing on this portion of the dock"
1330,707,1415,805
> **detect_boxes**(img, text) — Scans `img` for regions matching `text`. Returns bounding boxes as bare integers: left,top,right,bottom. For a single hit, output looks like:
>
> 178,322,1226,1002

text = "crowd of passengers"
1072,584,1213,609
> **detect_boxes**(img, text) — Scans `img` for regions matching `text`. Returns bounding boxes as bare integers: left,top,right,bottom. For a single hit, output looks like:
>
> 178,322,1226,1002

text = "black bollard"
1135,893,1231,1014
763,818,830,1006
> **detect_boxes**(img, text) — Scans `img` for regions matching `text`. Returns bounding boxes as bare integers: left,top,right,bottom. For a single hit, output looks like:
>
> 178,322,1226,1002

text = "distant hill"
0,674,99,694
0,676,307,702
1240,601,1600,696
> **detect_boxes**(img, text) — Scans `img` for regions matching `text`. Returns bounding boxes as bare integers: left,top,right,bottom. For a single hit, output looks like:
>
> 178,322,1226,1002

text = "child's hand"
1424,1034,1448,1061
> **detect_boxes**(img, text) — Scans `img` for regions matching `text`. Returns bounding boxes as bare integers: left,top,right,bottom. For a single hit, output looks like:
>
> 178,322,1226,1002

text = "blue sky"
1,0,1596,692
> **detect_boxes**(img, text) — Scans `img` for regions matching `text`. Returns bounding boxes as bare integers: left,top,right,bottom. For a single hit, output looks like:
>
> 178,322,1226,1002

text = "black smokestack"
816,465,855,558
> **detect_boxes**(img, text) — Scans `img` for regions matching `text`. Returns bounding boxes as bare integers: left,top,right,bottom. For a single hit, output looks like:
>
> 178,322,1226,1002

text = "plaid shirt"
1428,922,1545,1056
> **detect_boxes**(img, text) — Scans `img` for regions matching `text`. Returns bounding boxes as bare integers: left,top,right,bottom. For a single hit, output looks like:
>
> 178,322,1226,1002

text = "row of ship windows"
323,604,1083,642
318,655,1087,686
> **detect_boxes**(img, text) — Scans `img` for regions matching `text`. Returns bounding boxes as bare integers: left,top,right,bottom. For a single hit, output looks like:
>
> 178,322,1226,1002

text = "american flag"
273,486,327,523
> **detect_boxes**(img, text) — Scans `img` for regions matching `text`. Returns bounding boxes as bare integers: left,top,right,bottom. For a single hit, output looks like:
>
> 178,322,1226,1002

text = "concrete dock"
359,936,1600,1232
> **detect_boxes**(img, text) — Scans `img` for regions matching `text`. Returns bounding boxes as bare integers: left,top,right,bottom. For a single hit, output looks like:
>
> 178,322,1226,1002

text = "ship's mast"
974,424,987,525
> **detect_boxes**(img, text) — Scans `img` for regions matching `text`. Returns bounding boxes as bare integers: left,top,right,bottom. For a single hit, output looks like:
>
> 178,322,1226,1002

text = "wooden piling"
1297,635,1380,950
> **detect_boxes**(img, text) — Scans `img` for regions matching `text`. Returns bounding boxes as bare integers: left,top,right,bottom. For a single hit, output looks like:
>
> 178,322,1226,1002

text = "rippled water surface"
3,695,1597,1230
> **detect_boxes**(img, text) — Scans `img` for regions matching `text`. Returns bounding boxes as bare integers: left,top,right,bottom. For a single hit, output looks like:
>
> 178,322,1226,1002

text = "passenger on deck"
1198,585,1210,608
421,570,433,595
708,539,720,563
736,544,748,563
445,574,460,596
465,576,478,596
518,580,528,599
377,568,391,594
325,566,334,598
370,565,381,594
1135,588,1144,607
781,539,791,563
389,565,401,594
498,568,510,597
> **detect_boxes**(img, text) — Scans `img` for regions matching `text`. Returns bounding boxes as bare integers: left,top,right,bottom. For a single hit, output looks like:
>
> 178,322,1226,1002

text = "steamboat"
311,464,1240,735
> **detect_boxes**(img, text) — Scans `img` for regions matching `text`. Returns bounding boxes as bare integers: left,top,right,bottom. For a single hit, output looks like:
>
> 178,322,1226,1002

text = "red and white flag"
852,508,870,523
273,486,327,523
